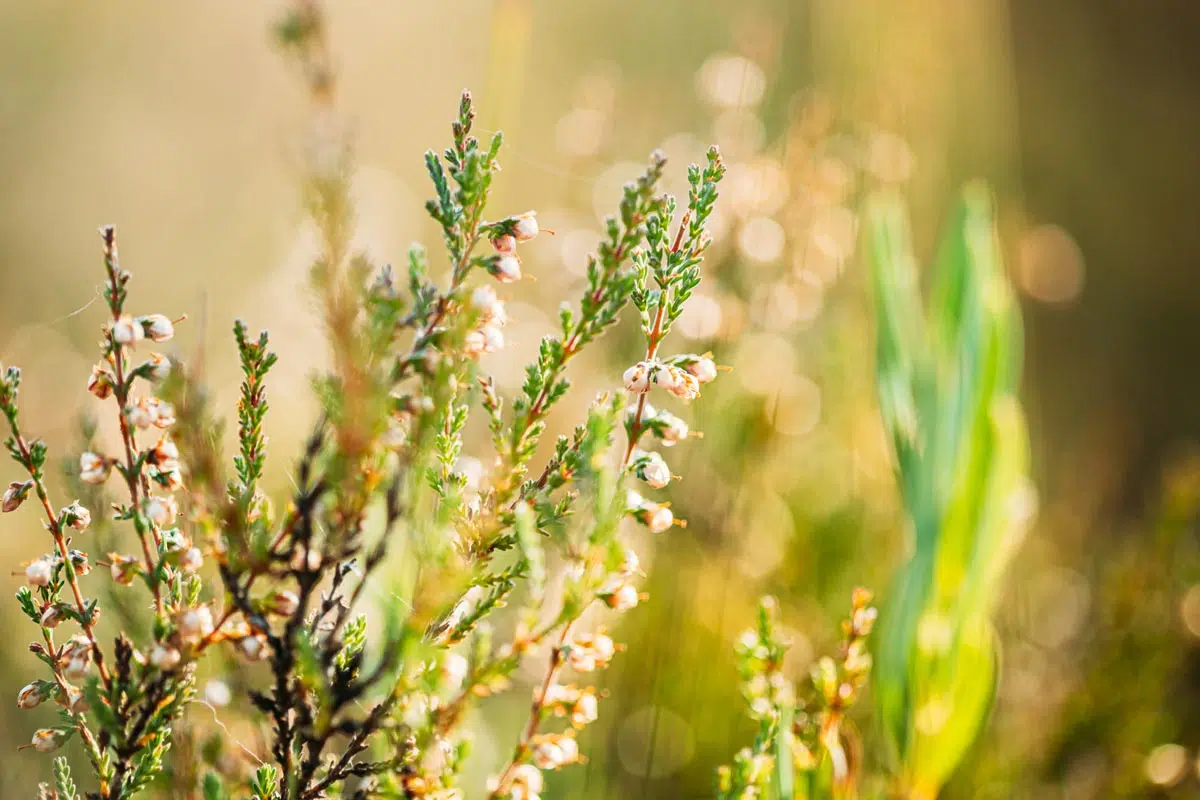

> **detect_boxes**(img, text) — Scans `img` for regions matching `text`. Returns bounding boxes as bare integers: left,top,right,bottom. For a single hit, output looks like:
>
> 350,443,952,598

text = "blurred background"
1,0,1199,796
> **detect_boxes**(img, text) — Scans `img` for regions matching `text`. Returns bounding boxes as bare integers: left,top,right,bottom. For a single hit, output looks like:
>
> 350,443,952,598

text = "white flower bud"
180,546,203,573
472,285,508,326
79,452,111,485
483,325,504,353
647,504,674,534
658,411,689,446
491,233,517,254
17,682,47,709
590,633,615,662
513,763,544,794
152,399,176,429
144,353,171,382
64,656,91,682
441,652,469,689
111,315,143,345
532,741,565,770
144,495,178,527
238,635,269,661
638,451,671,489
128,399,154,430
623,362,651,393
620,547,640,575
62,501,90,531
109,553,138,585
141,314,175,343
40,604,65,628
25,558,53,587
605,583,640,612
491,252,522,283
571,692,599,726
688,357,718,384
178,606,214,644
31,728,66,753
204,679,232,707
2,480,30,512
512,211,539,242
150,645,181,670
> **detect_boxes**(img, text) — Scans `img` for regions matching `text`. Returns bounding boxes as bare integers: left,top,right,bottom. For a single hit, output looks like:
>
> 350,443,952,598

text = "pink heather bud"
25,558,53,587
604,583,640,612
144,353,171,382
646,504,674,534
687,356,718,384
491,233,517,254
39,605,65,628
141,314,175,343
111,315,143,345
80,452,112,485
623,362,651,393
144,495,178,527
17,682,48,710
62,501,91,531
87,364,115,399
31,728,66,753
150,645,181,670
177,606,214,644
512,211,539,242
267,590,300,617
490,253,522,284
2,480,31,512
180,546,203,573
238,634,269,661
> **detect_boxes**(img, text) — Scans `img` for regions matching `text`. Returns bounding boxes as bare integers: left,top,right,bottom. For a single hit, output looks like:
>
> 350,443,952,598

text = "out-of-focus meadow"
2,1,1199,797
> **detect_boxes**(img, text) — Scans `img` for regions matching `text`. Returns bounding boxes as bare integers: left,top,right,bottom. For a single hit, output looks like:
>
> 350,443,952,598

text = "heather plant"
2,2,727,798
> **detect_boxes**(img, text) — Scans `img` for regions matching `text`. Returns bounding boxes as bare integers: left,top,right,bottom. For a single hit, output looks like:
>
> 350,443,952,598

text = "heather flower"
79,451,111,484
602,583,640,612
178,606,214,644
16,682,49,710
511,210,539,241
87,364,114,398
25,558,53,587
111,315,143,345
31,728,66,753
238,635,269,662
180,546,203,573
2,479,31,512
491,233,517,254
144,352,171,381
39,604,65,628
632,450,671,489
61,501,90,531
144,495,178,527
150,645,181,670
140,314,175,342
623,361,651,393
687,356,718,384
531,733,579,769
657,410,689,446
108,553,139,585
490,252,522,283
472,285,508,326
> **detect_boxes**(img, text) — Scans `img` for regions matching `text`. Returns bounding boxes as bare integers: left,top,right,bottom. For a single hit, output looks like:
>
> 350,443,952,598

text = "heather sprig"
716,590,877,800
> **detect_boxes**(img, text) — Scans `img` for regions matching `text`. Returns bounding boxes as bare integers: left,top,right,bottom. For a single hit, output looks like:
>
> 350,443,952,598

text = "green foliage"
864,183,1032,796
